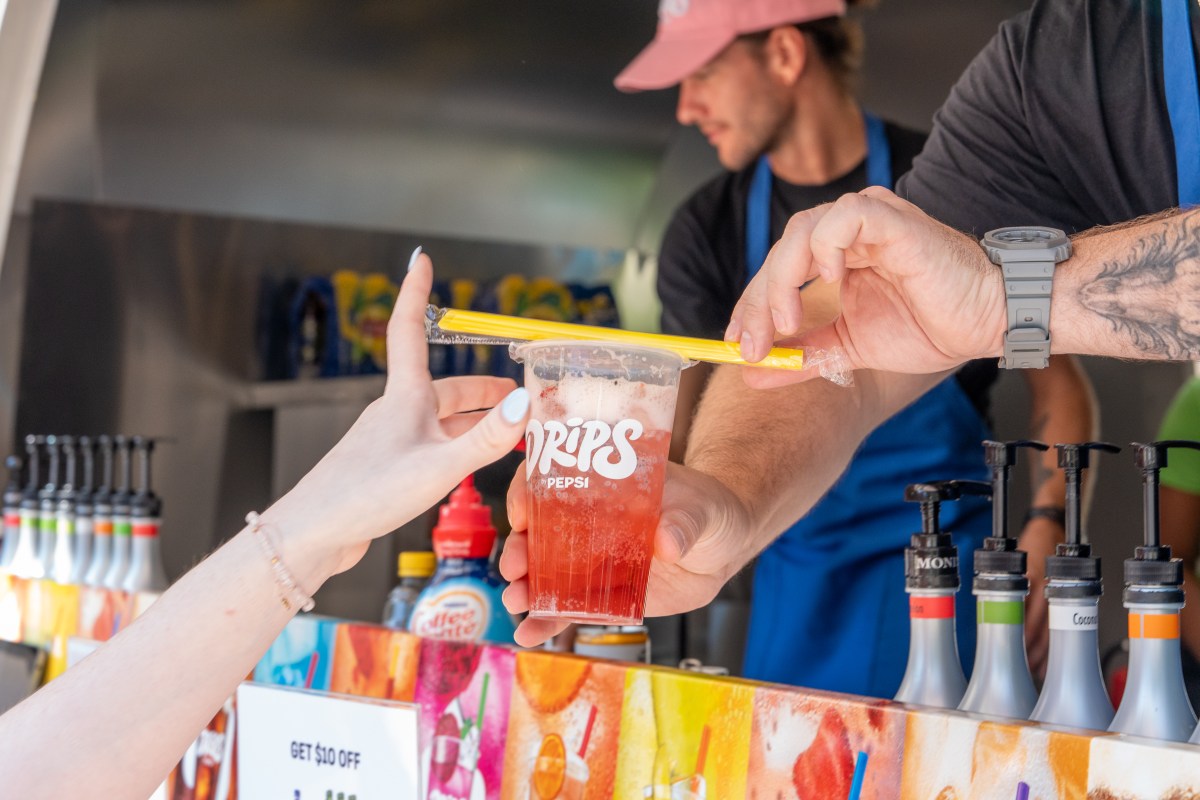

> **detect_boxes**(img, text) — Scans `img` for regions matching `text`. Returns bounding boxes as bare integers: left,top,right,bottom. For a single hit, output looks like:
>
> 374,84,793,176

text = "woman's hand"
266,250,530,587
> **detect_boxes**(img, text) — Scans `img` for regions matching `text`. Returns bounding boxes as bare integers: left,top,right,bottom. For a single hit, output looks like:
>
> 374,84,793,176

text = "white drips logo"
526,418,643,481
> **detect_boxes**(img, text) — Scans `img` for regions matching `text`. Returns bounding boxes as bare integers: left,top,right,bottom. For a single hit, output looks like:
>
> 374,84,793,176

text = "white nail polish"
500,388,530,424
407,245,424,273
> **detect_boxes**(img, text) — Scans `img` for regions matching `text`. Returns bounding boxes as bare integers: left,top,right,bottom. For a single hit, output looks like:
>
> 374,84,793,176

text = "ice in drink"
513,342,683,625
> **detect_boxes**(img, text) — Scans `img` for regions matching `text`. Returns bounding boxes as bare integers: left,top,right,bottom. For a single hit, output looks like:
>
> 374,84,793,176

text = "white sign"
237,681,420,799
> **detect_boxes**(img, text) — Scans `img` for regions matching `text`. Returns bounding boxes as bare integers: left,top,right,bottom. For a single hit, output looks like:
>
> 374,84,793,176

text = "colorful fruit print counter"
5,579,1200,799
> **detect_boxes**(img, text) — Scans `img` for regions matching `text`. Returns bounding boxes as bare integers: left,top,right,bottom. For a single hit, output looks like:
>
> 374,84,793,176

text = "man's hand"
726,188,1007,387
1018,515,1064,680
499,462,753,648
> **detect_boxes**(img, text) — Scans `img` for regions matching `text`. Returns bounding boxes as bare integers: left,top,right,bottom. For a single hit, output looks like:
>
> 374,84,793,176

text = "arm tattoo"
1079,212,1200,359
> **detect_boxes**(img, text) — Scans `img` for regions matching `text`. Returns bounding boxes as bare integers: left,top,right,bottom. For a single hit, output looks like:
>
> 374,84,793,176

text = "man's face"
676,39,792,171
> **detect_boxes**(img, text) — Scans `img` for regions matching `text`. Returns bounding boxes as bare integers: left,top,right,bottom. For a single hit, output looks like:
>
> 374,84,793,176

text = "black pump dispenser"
904,480,991,590
93,435,114,508
77,437,95,508
21,436,41,509
1125,441,1200,604
112,435,133,510
58,435,78,504
3,455,21,509
975,440,1048,588
131,436,161,517
40,435,60,506
1046,443,1119,590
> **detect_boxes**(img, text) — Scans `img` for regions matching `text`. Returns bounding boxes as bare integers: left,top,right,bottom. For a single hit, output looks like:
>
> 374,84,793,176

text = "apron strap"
745,155,774,280
1163,0,1200,207
745,110,894,278
863,112,893,192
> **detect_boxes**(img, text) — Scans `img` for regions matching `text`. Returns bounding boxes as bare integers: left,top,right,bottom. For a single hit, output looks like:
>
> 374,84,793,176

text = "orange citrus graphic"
532,733,567,799
516,654,591,713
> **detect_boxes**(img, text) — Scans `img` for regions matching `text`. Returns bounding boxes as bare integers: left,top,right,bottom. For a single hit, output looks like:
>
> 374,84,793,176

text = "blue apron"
740,112,993,697
1164,0,1200,207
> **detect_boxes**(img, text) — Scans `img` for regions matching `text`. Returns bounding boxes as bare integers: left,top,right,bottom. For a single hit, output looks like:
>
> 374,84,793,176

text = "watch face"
982,226,1071,261
993,228,1058,244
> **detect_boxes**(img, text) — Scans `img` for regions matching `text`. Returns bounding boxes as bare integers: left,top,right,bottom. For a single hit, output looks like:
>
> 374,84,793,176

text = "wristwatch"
981,226,1072,369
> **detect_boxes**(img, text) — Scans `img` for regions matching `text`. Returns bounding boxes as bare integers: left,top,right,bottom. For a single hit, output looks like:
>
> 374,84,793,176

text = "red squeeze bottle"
408,476,517,643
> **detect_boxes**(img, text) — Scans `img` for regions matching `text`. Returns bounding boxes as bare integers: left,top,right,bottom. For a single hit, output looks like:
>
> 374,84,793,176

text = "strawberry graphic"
792,709,854,798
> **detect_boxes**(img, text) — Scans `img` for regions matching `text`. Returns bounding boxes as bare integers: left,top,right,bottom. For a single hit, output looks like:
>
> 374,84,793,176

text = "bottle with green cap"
102,435,134,591
382,550,436,631
36,435,62,579
958,439,1046,720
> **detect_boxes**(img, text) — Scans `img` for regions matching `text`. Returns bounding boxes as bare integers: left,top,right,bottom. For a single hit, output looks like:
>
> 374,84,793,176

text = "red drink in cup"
512,341,684,625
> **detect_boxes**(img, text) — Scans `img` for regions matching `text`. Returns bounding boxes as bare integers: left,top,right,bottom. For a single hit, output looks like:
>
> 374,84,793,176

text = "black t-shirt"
657,122,999,420
658,122,926,339
898,0,1200,231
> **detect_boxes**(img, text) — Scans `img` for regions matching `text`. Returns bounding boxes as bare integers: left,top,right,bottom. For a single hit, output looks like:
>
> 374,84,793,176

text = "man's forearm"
1054,209,1200,360
685,365,944,555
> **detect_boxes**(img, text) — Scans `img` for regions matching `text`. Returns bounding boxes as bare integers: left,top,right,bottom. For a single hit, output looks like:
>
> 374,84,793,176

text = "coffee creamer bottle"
894,479,989,708
409,476,516,644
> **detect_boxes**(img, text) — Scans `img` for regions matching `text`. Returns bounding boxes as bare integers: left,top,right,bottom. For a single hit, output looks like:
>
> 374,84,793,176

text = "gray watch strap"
981,227,1071,370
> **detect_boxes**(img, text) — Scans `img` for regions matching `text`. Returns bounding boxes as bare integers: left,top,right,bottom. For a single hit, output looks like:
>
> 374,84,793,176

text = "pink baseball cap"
615,0,847,92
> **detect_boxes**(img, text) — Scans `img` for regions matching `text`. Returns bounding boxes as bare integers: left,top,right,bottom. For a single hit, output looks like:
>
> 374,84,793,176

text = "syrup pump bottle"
1108,440,1199,741
122,436,168,593
35,436,61,579
69,436,96,585
84,435,115,587
1029,442,1119,730
102,436,134,590
50,435,78,584
0,454,23,569
958,440,1046,719
11,436,44,578
894,479,991,708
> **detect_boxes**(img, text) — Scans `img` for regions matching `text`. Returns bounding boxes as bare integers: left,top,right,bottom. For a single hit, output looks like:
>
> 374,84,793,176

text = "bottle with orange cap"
1108,440,1199,742
382,551,436,630
409,475,517,644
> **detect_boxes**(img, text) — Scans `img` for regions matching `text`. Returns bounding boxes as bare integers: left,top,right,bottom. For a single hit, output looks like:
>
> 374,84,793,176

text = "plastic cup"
511,341,684,625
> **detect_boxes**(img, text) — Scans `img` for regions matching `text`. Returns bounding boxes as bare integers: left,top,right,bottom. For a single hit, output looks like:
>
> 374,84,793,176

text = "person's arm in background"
0,253,529,800
1155,378,1200,663
1018,357,1098,678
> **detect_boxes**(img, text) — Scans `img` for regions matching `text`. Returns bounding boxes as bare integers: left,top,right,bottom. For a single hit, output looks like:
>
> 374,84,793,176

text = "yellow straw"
433,308,805,371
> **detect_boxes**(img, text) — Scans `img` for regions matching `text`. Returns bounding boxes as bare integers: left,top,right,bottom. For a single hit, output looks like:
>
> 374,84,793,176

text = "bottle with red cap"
409,475,516,644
